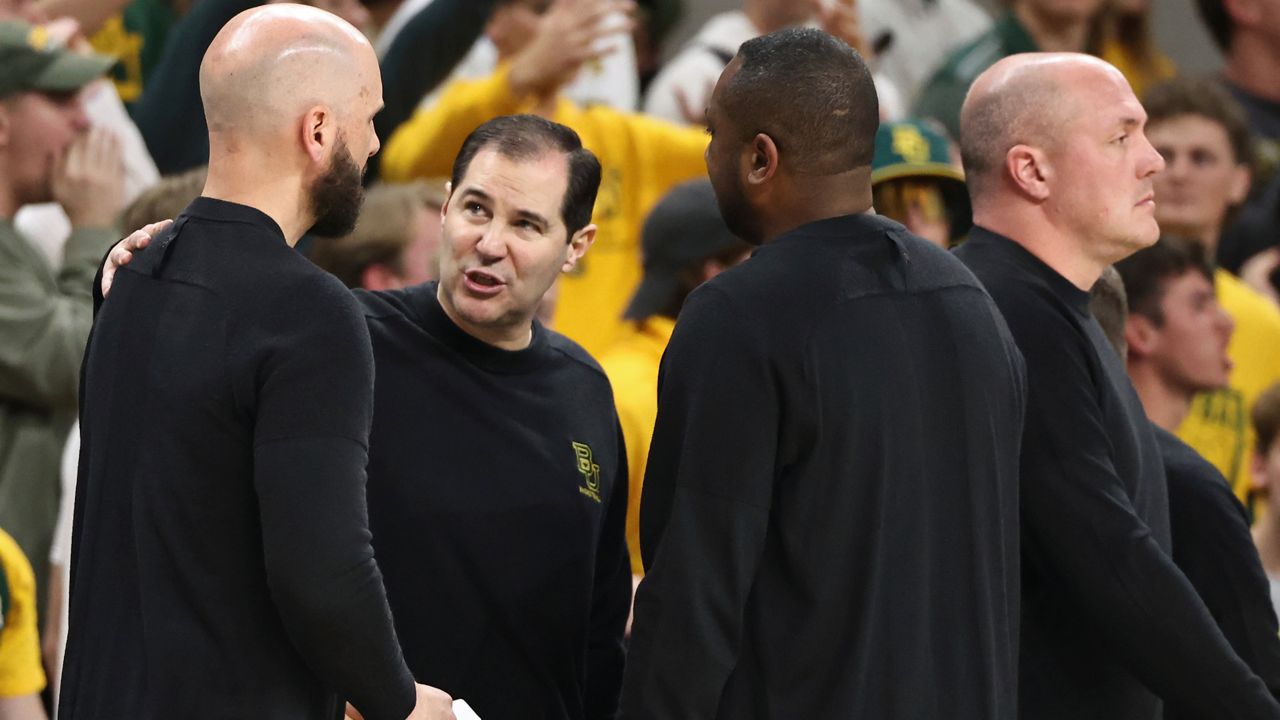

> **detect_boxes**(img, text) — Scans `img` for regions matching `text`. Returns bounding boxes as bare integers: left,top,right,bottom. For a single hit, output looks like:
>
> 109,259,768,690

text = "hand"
1240,247,1280,306
508,0,635,100
404,684,455,720
52,125,126,229
811,0,870,58
101,220,172,297
673,80,715,126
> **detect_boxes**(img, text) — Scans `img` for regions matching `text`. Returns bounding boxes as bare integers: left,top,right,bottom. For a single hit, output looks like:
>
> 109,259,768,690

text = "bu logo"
573,441,602,503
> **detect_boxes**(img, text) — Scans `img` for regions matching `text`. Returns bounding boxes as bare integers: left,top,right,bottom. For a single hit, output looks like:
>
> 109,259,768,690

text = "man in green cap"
871,118,971,248
0,18,122,612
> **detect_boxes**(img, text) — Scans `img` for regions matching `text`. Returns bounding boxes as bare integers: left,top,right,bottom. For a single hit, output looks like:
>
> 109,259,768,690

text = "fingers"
100,219,172,298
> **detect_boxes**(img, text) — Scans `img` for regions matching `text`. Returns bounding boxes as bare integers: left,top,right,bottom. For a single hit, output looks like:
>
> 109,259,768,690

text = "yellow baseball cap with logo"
0,20,115,98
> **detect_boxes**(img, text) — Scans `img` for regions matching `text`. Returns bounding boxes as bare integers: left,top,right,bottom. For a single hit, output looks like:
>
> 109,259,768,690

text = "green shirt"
913,11,1039,141
0,219,114,602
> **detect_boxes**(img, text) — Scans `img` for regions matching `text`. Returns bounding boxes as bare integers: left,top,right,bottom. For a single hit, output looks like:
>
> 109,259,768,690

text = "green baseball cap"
872,119,965,187
0,20,116,99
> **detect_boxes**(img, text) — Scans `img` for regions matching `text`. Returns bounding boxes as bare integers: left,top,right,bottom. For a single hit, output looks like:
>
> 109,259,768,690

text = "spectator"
0,19,122,614
870,118,971,248
1103,240,1280,714
954,52,1279,717
1253,383,1280,616
859,0,992,108
598,179,750,584
622,28,1027,719
1143,75,1280,500
311,180,447,290
1096,0,1174,100
643,0,902,126
381,0,708,356
132,0,494,176
915,0,1104,140
0,528,46,720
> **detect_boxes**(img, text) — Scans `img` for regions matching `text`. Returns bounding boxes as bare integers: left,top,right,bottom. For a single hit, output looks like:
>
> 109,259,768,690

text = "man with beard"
620,28,1027,718
954,53,1278,718
61,5,453,719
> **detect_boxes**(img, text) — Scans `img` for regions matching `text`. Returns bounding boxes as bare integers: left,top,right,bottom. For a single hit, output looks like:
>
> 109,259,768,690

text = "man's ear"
1124,314,1159,358
744,132,779,188
300,105,334,166
360,262,404,292
1006,144,1051,202
441,182,453,222
563,223,597,273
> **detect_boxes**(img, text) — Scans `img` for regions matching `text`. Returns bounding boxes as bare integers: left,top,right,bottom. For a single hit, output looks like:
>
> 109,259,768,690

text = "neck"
759,170,874,244
1255,505,1280,576
1014,3,1091,52
436,285,535,351
203,145,313,246
973,205,1106,291
1223,35,1280,103
1128,363,1192,431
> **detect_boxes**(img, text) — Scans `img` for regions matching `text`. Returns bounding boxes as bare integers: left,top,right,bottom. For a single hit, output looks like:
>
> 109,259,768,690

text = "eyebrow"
460,187,552,229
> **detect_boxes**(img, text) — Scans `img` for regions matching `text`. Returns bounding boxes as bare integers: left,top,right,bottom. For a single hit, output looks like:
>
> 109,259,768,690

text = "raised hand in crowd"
51,125,124,230
811,0,869,58
507,0,634,100
1240,247,1280,307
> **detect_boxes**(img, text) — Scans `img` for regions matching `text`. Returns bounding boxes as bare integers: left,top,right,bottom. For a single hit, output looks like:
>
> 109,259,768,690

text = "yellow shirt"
598,317,676,576
0,528,46,698
381,67,709,356
1178,269,1280,500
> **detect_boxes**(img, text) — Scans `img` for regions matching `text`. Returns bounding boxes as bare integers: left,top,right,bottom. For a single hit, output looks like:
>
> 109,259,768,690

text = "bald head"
960,53,1124,200
200,4,380,141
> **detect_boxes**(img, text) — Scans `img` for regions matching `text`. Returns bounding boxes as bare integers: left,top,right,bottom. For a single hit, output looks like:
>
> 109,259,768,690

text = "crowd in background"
3,0,1280,717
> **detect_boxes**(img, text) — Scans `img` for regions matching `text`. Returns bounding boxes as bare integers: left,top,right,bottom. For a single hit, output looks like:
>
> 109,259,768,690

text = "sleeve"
618,287,778,719
380,66,532,183
0,226,114,410
368,0,498,181
0,531,47,698
250,280,416,720
1167,469,1280,711
584,420,632,720
1011,303,1280,717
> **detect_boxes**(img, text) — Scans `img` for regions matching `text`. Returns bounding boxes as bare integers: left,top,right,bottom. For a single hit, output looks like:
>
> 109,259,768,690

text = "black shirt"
1157,427,1280,718
357,284,630,720
61,198,415,720
620,213,1027,719
956,227,1280,719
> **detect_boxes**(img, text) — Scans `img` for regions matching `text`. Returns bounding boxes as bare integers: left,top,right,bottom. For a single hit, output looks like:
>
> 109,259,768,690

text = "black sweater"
955,227,1280,719
357,283,630,720
1157,427,1280,718
61,198,415,720
620,213,1027,719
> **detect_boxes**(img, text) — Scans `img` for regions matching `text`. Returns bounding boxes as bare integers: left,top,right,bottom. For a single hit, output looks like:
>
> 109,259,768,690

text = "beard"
308,136,365,238
712,170,763,246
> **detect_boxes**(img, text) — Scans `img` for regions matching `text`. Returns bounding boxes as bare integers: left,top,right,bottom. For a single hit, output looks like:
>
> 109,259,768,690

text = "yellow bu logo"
573,441,602,503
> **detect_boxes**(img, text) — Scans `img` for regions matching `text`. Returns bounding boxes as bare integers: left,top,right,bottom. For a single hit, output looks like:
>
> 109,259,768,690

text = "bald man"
60,6,453,720
953,53,1280,719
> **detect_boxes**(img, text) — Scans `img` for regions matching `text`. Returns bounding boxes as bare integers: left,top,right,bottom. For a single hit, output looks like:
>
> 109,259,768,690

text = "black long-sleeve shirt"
955,227,1280,720
356,283,630,720
60,198,415,720
1157,427,1280,718
620,213,1027,719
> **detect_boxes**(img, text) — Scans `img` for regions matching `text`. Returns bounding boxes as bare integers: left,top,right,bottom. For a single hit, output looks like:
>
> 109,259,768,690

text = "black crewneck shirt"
620,213,1027,719
1156,427,1280,718
956,227,1280,719
357,283,630,720
61,198,415,720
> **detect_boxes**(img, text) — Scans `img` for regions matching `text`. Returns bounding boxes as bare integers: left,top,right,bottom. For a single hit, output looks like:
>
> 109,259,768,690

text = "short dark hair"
1113,235,1214,326
1195,0,1233,51
1255,382,1280,457
450,114,602,239
1143,76,1254,169
722,27,879,175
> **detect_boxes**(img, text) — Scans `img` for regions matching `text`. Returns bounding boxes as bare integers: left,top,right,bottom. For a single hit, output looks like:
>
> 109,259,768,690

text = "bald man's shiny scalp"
199,4,377,141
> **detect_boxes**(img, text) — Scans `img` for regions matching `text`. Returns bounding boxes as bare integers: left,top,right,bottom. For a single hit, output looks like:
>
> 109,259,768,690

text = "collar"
405,281,552,375
182,197,287,244
966,226,1091,315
